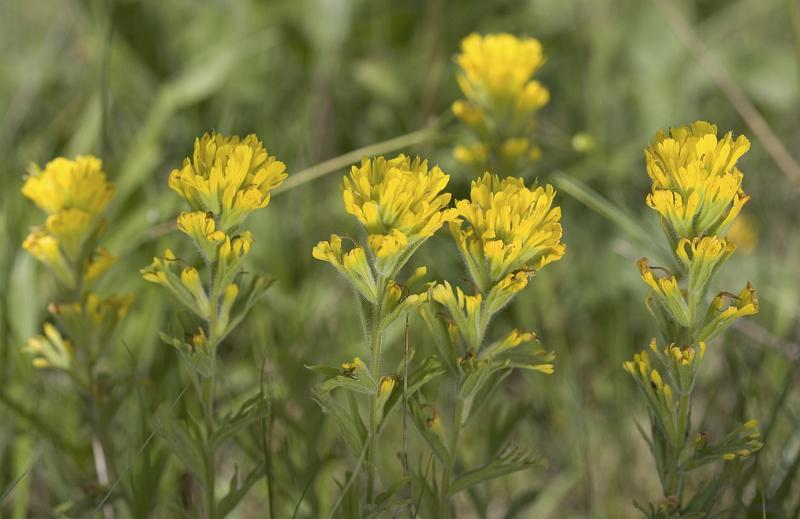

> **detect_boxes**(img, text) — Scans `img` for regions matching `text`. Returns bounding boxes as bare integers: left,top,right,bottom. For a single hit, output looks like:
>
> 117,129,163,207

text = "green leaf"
212,394,271,449
382,356,445,421
312,390,366,457
408,396,449,465
374,476,411,506
153,406,206,481
449,444,543,495
217,464,266,518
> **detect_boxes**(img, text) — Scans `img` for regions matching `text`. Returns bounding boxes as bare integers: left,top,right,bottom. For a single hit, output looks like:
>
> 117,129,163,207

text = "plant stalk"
440,397,464,519
365,277,385,504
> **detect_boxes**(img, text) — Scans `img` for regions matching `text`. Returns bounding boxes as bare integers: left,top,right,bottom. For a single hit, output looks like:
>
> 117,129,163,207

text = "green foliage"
2,0,800,517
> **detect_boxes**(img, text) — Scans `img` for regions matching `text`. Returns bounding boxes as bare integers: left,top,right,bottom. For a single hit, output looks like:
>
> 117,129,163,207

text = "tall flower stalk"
141,132,286,518
311,155,456,513
625,121,763,517
21,155,132,514
452,33,549,174
417,173,565,517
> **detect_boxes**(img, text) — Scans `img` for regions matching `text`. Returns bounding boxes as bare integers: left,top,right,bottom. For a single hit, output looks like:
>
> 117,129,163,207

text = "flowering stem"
366,277,386,504
202,268,220,519
440,397,464,519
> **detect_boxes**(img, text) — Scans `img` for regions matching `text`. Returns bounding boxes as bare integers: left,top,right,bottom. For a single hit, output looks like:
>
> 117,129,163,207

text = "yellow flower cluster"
450,173,565,293
644,121,750,242
423,173,563,381
144,133,281,346
168,132,287,231
625,123,762,501
456,33,548,113
453,33,549,171
329,154,456,274
22,156,116,288
21,155,130,370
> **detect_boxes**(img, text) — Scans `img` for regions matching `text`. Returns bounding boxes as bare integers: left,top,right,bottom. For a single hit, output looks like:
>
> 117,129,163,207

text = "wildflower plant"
416,173,565,517
21,155,132,500
141,132,286,519
452,33,550,174
311,154,456,514
625,121,763,517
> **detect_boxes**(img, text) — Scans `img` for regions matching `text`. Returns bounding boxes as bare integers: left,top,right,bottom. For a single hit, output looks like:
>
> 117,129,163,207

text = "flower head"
22,229,75,287
644,121,750,241
23,323,74,370
51,293,133,349
451,173,564,292
312,234,377,302
22,156,115,217
452,33,549,170
177,211,227,260
168,132,287,230
342,155,456,272
22,155,116,274
455,33,548,110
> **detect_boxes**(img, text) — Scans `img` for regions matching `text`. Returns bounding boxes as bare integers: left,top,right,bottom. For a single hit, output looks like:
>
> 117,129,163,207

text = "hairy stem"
203,270,220,519
366,278,385,504
440,397,464,519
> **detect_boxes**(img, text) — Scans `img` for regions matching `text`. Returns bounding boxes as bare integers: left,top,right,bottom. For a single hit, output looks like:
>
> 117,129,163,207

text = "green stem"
440,397,464,519
203,270,220,519
366,277,385,504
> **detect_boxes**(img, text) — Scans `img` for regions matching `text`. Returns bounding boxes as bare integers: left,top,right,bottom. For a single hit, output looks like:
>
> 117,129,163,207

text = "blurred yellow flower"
342,155,457,271
644,121,750,241
22,155,116,277
23,323,74,369
168,132,287,230
52,293,133,345
451,173,564,291
84,247,118,288
452,33,549,171
455,33,547,108
22,229,74,287
22,155,115,217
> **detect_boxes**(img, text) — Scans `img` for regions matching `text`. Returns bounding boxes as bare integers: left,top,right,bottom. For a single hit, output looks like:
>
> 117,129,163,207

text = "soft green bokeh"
1,0,799,516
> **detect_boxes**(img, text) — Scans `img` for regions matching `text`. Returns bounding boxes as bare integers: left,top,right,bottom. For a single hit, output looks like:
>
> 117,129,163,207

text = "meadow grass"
1,0,800,517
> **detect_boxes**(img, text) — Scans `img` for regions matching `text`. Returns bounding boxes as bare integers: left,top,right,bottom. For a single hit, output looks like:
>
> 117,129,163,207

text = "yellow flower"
453,143,488,165
217,283,240,337
312,234,377,302
23,323,74,369
53,293,133,344
500,137,531,161
22,229,75,288
644,121,750,240
215,231,254,289
699,282,758,342
44,208,92,261
451,100,485,128
22,155,115,217
168,132,287,230
181,267,210,317
431,281,483,350
451,173,564,292
377,374,397,418
177,211,227,260
84,247,118,288
638,258,689,327
141,249,207,317
342,155,457,272
484,328,538,357
455,33,547,110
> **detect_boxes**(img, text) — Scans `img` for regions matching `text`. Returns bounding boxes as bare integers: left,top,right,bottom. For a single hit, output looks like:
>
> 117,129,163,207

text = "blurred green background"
1,0,799,517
